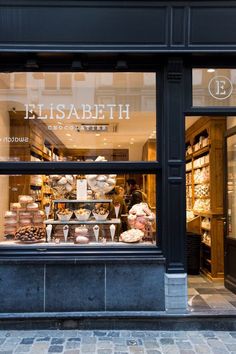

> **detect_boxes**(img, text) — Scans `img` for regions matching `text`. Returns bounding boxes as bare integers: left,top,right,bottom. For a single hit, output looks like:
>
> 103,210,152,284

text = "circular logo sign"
208,76,233,100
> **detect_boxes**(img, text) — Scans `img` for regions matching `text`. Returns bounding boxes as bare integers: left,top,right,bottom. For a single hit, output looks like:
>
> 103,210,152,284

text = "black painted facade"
0,0,235,316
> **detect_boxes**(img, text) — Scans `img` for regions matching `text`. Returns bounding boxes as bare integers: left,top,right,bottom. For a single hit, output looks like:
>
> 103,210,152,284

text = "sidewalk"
0,329,235,354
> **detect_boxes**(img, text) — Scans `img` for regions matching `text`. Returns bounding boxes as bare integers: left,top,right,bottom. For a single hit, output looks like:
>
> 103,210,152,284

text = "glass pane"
227,134,236,238
0,173,157,247
193,68,236,107
0,72,157,162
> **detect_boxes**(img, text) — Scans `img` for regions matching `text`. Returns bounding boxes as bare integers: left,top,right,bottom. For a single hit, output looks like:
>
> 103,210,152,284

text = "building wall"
0,261,165,312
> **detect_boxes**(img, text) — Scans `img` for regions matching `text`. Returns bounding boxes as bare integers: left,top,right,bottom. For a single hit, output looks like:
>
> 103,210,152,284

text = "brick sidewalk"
0,330,236,353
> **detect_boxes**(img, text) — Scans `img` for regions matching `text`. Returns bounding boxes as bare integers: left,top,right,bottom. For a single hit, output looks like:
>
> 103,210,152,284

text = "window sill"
0,244,164,264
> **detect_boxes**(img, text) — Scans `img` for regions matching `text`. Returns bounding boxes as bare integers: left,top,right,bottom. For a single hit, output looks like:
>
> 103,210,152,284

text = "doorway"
186,115,236,312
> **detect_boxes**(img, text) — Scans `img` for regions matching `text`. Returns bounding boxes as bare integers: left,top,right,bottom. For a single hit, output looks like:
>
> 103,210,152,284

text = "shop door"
225,130,236,294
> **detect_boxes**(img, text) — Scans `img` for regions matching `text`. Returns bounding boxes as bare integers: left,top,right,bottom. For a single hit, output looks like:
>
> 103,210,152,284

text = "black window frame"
185,58,236,115
0,57,163,261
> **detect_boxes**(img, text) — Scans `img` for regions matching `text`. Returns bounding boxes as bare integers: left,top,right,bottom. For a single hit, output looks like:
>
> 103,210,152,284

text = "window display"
0,174,157,247
0,71,158,249
0,72,157,162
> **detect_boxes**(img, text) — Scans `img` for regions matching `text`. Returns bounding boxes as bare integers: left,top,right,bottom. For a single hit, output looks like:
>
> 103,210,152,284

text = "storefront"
0,1,236,322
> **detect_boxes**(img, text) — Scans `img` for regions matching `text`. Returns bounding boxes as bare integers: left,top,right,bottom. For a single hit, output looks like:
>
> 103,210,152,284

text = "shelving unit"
44,199,121,243
8,110,66,205
186,117,226,279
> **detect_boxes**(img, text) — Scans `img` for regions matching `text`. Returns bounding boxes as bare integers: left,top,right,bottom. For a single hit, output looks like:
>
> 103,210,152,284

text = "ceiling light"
118,145,121,148
130,138,134,141
130,142,134,145
207,69,215,73
95,133,100,137
66,133,71,137
153,130,156,134
104,142,107,146
71,60,83,70
25,59,39,69
103,138,107,141
115,60,128,70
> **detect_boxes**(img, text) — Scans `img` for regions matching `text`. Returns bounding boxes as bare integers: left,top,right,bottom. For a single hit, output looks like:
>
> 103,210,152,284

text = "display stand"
44,199,121,243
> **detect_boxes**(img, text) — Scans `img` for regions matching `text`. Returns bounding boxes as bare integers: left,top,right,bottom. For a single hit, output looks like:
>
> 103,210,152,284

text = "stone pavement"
0,330,236,354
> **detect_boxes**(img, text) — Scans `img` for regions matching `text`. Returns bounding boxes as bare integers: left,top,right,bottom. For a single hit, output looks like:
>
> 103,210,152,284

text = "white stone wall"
165,273,188,313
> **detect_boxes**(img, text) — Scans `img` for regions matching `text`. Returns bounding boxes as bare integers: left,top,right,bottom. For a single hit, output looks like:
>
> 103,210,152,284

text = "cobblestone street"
0,330,235,354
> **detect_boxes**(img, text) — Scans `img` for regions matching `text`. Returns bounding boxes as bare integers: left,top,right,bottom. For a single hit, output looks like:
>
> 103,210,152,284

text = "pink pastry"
19,219,32,226
10,203,22,211
18,195,33,204
27,203,39,211
19,212,32,219
4,211,17,218
4,218,18,225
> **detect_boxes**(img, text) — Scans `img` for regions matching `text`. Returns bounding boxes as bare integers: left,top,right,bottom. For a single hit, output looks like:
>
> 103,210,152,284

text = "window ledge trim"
0,161,160,174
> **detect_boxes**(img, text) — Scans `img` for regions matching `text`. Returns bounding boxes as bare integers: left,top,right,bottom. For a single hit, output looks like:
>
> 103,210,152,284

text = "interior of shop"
186,115,236,311
0,72,157,246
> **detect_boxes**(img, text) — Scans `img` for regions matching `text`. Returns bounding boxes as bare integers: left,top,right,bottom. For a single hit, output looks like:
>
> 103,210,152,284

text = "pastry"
75,235,89,244
19,219,32,226
4,219,18,225
18,195,33,204
27,203,38,211
120,229,144,243
4,226,17,234
19,212,32,219
75,226,88,236
15,226,45,242
4,211,17,218
10,202,22,211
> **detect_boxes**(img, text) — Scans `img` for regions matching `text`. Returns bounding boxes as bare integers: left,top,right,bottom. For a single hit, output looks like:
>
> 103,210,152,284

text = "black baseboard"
0,312,236,331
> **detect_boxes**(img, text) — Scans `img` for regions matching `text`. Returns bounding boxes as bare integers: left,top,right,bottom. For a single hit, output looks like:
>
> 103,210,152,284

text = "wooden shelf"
201,242,211,248
194,196,210,199
53,199,112,203
194,180,210,185
186,155,192,161
193,162,209,170
201,226,211,231
193,145,210,158
193,211,212,217
44,218,121,225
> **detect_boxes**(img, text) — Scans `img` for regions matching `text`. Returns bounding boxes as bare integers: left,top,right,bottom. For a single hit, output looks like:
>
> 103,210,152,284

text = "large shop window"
193,68,236,107
0,72,158,248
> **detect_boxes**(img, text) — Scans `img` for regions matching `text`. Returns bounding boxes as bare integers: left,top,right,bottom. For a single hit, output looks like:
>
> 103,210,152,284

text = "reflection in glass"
0,72,156,162
193,68,236,107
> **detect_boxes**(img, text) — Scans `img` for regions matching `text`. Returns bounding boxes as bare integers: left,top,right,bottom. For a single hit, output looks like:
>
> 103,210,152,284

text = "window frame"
0,63,163,261
185,59,236,115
